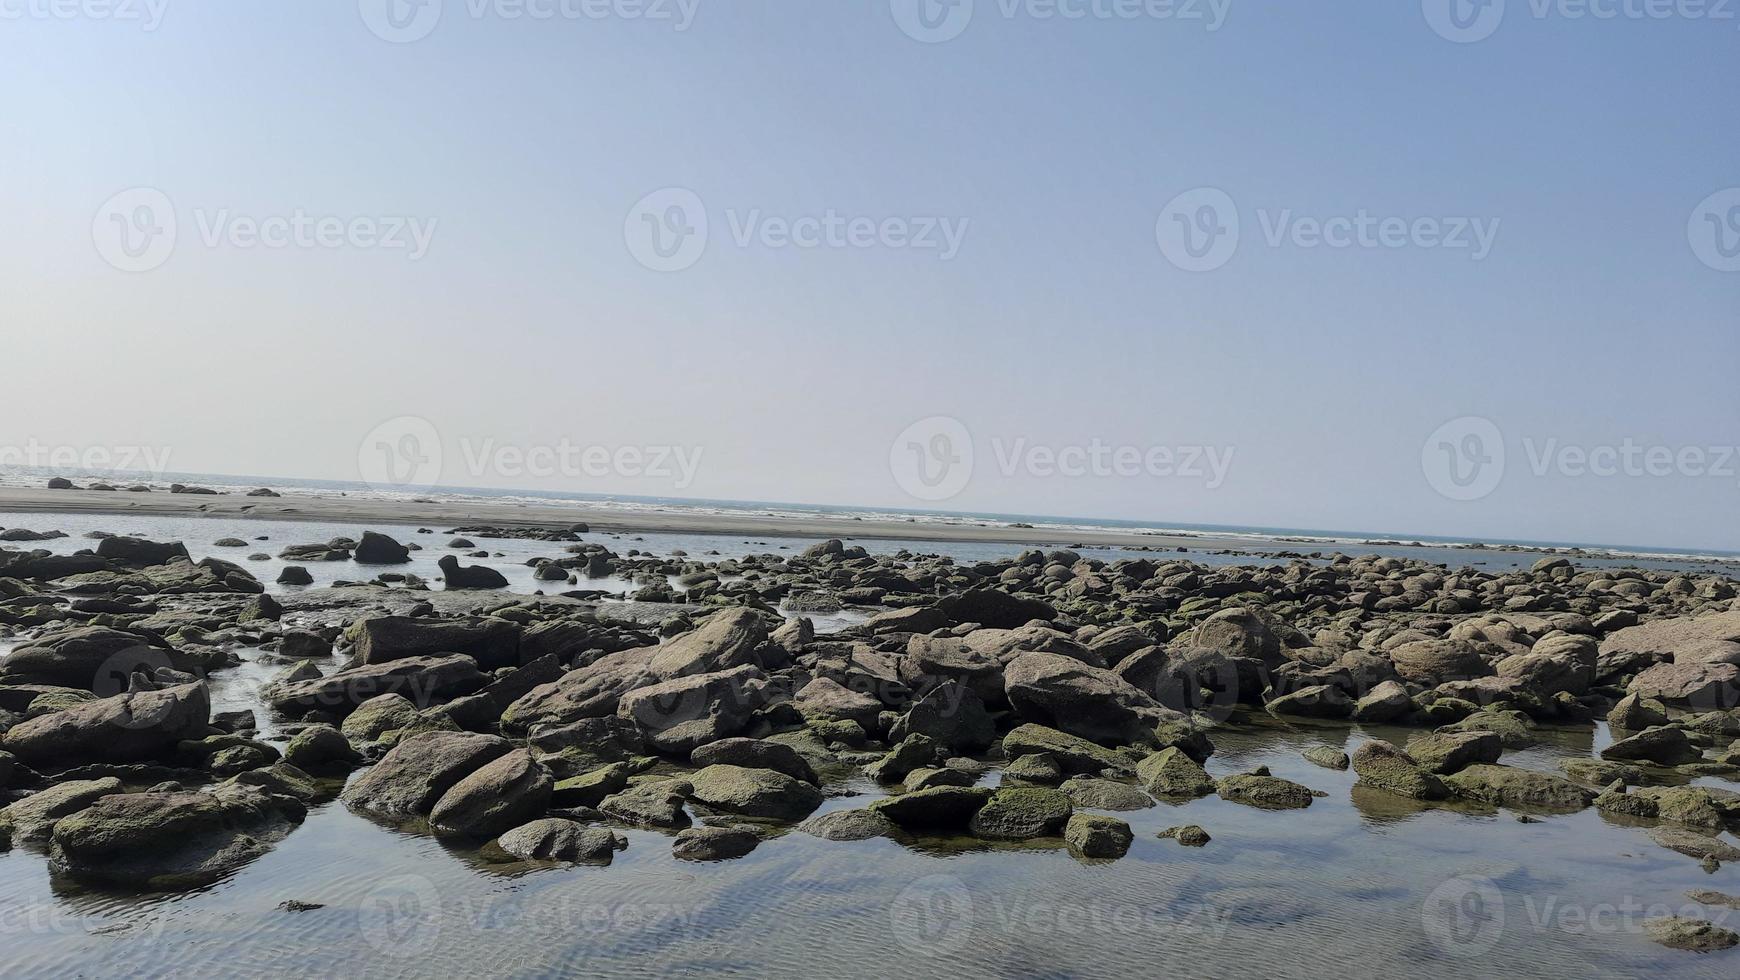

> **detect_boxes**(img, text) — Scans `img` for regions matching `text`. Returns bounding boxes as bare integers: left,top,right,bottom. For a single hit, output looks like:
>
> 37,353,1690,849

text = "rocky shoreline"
2,521,1739,954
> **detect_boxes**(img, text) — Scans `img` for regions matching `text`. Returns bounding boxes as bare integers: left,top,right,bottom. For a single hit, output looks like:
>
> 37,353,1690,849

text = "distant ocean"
2,464,1736,566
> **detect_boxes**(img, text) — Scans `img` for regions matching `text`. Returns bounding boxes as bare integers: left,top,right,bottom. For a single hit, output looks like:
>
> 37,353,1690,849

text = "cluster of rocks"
0,528,1737,952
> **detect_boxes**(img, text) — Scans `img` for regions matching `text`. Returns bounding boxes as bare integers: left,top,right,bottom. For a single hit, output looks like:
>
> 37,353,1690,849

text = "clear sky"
1,2,1735,550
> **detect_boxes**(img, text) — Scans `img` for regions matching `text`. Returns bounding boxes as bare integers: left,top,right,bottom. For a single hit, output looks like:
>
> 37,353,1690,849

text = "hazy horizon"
3,4,1736,552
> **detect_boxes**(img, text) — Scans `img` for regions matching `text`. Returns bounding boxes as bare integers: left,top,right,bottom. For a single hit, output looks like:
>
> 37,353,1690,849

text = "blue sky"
1,1,1735,550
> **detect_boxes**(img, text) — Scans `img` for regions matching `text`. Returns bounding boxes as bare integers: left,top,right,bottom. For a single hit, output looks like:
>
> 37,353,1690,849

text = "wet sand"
0,487,1260,553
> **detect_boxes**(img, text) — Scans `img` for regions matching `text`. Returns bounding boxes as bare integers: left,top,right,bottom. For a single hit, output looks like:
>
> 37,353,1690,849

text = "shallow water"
2,513,1739,978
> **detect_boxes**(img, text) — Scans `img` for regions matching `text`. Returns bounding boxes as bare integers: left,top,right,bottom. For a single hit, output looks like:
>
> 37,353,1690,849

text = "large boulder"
792,677,883,730
1444,764,1594,811
1215,770,1318,809
1064,813,1132,859
342,731,512,817
353,616,521,670
1135,747,1215,798
1350,741,1449,800
1628,661,1740,710
437,555,509,590
3,682,209,768
48,783,298,889
615,665,766,753
269,655,486,717
0,777,123,843
491,818,621,864
902,635,1004,704
1495,633,1596,696
686,764,823,820
1265,684,1352,719
1601,726,1704,766
598,780,691,828
1190,607,1284,667
645,608,768,677
690,738,816,784
1351,679,1413,723
0,626,189,690
1001,724,1133,776
1599,612,1740,673
1003,652,1168,745
888,680,995,751
428,749,553,838
502,653,656,731
968,787,1072,840
867,785,993,829
353,531,412,565
936,588,1055,629
1389,640,1494,685
1404,731,1503,775
94,536,190,566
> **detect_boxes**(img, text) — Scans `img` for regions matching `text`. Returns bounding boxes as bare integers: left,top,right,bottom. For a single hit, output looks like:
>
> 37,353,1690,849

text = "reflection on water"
3,719,1737,979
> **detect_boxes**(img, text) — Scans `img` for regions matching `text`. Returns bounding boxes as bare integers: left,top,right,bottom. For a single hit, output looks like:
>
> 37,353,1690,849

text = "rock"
438,555,509,590
340,694,421,743
492,818,621,864
1064,813,1132,858
867,786,993,829
616,665,766,753
353,616,521,671
1216,770,1317,809
864,734,941,783
1404,731,1503,775
1629,661,1740,710
1686,889,1740,910
1136,747,1216,798
276,566,314,586
353,531,412,565
793,677,883,731
0,777,123,843
691,738,816,784
1601,726,1703,766
1001,724,1133,776
278,631,330,659
1439,709,1536,749
271,655,485,717
672,826,760,861
968,787,1073,840
1266,684,1352,719
1301,746,1350,770
1158,824,1210,846
1002,753,1065,785
902,635,1004,704
1444,764,1594,812
94,536,190,566
1059,777,1154,811
1649,826,1740,862
1389,639,1494,685
550,763,633,808
46,477,74,489
888,680,995,752
48,783,299,889
2,682,210,768
687,764,822,821
598,780,691,828
342,731,512,817
1350,741,1449,800
428,749,554,838
1004,652,1169,745
937,588,1055,629
1191,607,1284,667
1643,916,1739,952
1351,679,1413,723
798,808,897,841
0,626,187,689
1560,758,1644,787
905,766,975,790
1608,693,1670,731
282,724,361,772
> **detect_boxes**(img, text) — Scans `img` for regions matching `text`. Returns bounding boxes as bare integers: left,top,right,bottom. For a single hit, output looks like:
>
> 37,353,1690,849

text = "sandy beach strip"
0,486,1266,553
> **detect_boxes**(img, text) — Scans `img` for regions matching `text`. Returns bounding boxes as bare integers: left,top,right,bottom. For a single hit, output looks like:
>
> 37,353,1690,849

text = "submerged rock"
672,826,760,861
1064,813,1132,858
49,784,299,889
490,818,622,864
